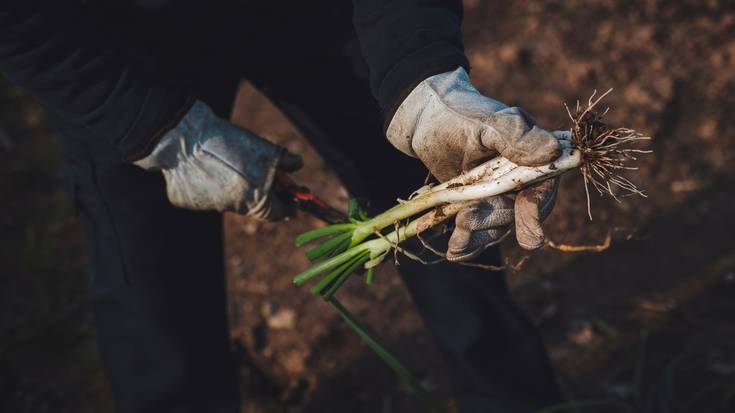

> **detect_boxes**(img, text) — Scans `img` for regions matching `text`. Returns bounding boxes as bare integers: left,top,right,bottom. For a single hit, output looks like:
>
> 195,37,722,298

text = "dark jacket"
0,0,468,161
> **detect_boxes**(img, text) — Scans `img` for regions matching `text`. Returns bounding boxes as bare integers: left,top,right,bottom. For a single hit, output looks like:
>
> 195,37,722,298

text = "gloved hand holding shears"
135,100,303,221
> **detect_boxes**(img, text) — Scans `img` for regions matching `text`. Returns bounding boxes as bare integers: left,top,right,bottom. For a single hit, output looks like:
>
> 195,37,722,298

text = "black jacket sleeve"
351,0,469,119
0,1,192,161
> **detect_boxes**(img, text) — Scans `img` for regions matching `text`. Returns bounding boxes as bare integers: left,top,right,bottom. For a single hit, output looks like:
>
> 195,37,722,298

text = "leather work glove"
386,67,563,261
135,100,302,221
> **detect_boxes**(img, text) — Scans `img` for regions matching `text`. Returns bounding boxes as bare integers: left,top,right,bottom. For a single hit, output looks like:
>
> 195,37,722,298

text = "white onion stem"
351,140,581,244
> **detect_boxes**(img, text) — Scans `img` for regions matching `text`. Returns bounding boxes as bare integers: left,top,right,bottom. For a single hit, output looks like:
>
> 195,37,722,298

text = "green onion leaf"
366,267,375,285
322,252,369,299
328,298,443,412
310,250,367,295
348,198,371,223
295,223,355,247
293,246,368,285
305,231,353,262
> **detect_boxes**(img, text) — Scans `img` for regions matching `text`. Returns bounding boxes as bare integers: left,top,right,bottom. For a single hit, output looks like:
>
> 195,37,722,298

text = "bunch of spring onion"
294,90,649,291
293,90,650,410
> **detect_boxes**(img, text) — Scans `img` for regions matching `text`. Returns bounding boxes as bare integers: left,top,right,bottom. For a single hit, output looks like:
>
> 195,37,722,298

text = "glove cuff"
385,67,487,157
133,100,212,171
126,95,196,163
383,63,467,133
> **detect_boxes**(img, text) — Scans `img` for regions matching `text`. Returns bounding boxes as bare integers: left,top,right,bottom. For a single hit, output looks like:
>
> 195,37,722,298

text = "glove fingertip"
515,212,545,250
523,127,563,165
517,230,545,250
514,191,546,250
446,226,477,262
278,152,304,173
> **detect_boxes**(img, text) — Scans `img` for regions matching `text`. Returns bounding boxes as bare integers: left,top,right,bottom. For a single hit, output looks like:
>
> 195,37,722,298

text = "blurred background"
2,1,734,412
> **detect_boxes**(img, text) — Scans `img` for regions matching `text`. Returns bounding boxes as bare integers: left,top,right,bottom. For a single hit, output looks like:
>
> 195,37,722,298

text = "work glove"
135,100,302,221
386,67,562,261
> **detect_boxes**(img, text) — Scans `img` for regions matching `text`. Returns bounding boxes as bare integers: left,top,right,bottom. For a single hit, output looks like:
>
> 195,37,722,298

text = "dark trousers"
57,4,561,412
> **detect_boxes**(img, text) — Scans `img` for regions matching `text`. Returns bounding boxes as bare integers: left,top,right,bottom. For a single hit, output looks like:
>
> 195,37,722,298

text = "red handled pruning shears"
275,172,348,224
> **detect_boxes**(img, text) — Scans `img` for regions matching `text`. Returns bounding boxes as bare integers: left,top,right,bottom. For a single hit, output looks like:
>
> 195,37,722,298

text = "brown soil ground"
2,1,735,412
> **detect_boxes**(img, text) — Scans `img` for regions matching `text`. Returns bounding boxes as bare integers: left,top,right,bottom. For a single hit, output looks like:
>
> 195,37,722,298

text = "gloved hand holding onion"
294,82,649,296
